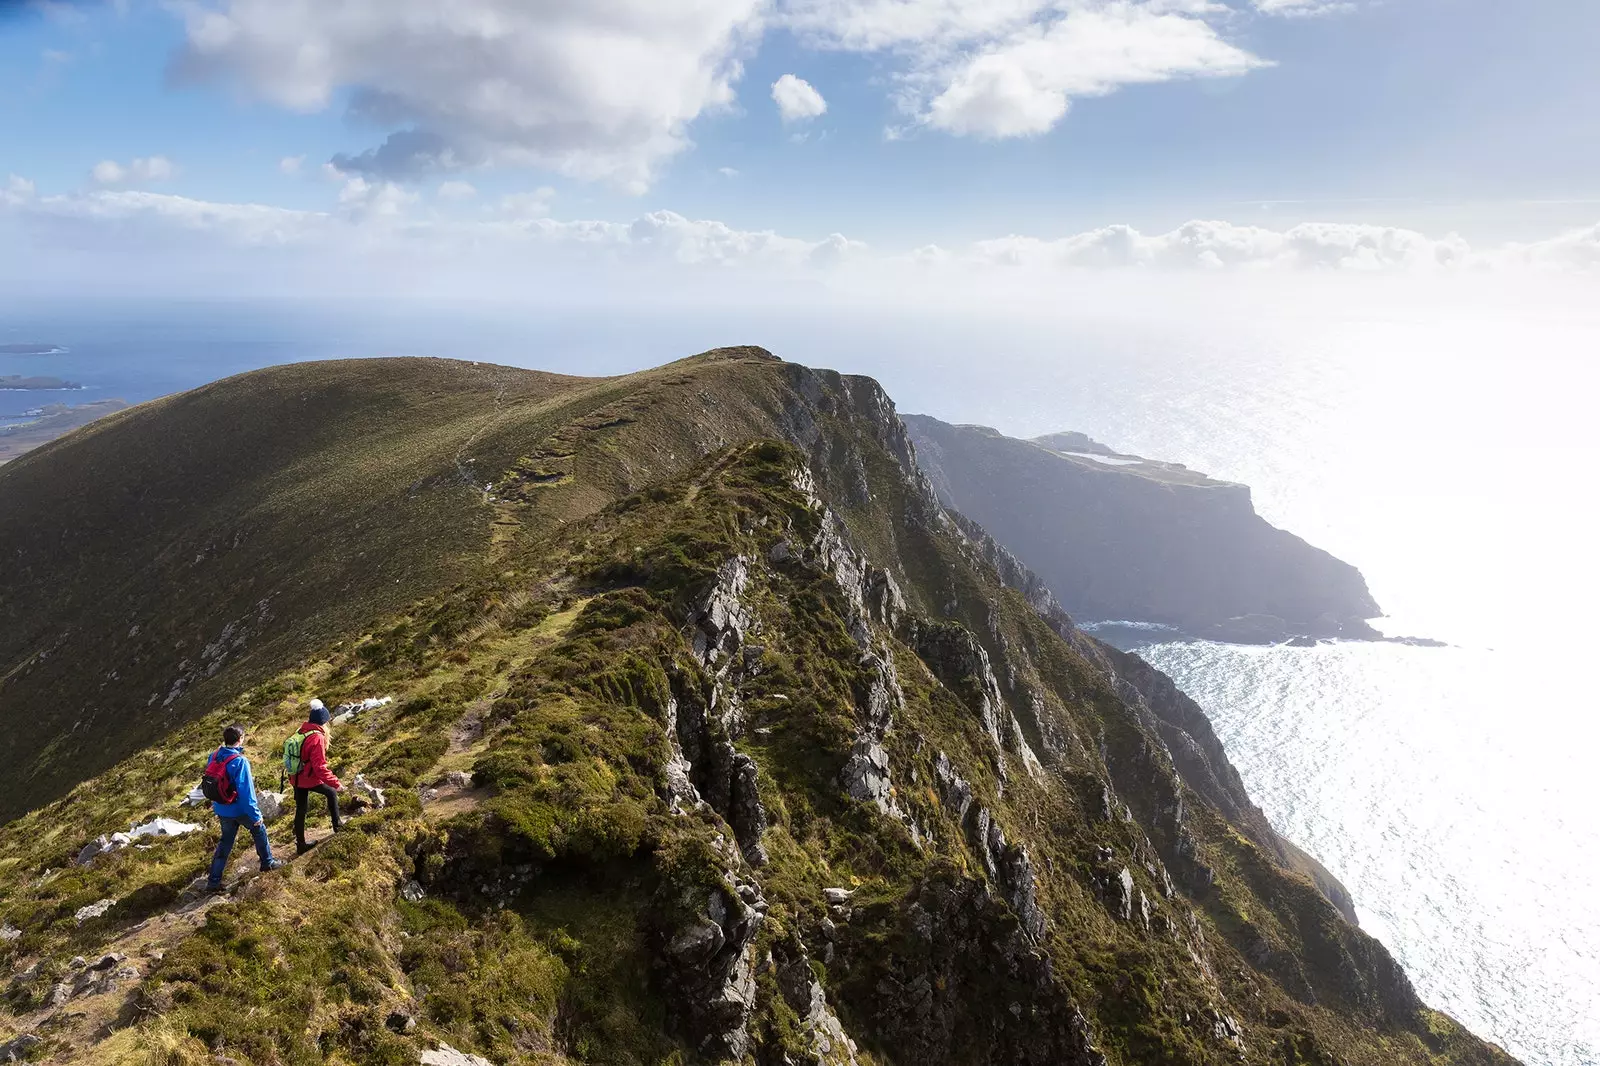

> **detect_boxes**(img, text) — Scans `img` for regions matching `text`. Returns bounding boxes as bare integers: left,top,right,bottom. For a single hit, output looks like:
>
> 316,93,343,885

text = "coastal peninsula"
0,375,83,391
0,343,67,355
0,400,126,464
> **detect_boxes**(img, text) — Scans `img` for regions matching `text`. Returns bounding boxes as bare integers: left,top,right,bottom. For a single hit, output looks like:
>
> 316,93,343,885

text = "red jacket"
291,722,341,790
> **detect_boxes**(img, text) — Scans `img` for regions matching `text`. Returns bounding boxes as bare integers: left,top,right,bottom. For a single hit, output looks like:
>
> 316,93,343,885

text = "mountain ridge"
0,351,1513,1066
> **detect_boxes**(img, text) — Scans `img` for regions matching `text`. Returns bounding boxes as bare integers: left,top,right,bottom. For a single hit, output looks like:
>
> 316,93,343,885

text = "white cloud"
336,176,418,220
499,188,555,218
1252,0,1356,16
279,155,306,176
25,189,322,246
924,8,1266,137
437,180,478,201
172,0,765,192
783,0,1268,139
92,156,178,186
958,219,1473,271
772,74,828,122
4,176,37,205
91,160,126,185
1499,223,1600,273
7,178,1597,301
132,156,177,182
718,166,741,177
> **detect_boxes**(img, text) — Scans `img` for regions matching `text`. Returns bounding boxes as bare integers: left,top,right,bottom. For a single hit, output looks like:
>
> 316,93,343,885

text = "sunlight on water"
1137,640,1600,1066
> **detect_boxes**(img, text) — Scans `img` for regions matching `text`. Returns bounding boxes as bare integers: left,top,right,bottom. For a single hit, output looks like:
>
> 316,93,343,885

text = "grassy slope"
0,348,845,822
0,353,1514,1066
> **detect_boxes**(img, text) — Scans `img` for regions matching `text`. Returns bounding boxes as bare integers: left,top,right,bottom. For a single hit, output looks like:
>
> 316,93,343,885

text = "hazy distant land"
0,375,83,391
0,400,126,464
0,343,68,355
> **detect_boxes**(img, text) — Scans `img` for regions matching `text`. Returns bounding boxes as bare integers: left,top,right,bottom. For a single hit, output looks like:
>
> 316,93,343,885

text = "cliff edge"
905,416,1381,643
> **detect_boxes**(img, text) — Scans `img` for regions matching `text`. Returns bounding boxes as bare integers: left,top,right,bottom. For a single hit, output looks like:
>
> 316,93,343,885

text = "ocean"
3,294,1596,1064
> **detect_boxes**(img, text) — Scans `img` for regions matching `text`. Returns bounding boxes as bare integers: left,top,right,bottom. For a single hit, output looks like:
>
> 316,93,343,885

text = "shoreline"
1081,618,1448,649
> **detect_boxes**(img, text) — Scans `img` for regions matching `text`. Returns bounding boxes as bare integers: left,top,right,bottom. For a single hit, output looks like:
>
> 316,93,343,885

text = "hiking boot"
203,882,226,895
296,841,317,856
261,859,284,872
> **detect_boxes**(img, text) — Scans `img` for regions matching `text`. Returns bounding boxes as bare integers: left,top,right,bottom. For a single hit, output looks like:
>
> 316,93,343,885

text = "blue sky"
1,0,1597,295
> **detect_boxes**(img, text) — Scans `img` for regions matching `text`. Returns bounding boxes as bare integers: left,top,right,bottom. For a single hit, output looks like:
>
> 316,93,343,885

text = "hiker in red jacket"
289,699,343,855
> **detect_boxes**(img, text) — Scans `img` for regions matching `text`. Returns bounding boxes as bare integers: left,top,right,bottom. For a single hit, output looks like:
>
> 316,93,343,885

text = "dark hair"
222,724,244,746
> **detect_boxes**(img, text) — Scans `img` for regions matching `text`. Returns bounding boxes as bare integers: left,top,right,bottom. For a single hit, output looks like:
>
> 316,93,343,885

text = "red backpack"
200,750,241,804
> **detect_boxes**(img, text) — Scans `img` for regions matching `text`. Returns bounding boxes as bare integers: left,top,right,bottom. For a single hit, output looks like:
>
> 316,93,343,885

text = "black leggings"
294,784,343,846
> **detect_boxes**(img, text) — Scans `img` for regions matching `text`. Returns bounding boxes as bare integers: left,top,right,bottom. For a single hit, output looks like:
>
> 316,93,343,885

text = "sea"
3,294,1596,1065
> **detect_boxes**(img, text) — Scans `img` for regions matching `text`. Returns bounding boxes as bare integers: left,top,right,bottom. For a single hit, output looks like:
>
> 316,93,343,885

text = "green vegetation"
0,353,1516,1065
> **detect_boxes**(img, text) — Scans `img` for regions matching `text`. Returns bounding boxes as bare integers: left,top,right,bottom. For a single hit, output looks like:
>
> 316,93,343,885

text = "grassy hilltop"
0,350,1514,1066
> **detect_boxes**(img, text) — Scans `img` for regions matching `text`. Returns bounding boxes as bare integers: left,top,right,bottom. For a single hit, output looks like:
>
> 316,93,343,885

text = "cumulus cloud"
6,178,1597,295
498,188,555,218
335,176,418,220
24,189,321,246
782,0,1267,138
1498,223,1600,273
92,156,178,186
925,8,1266,137
172,0,764,191
279,155,305,176
956,219,1473,271
1252,0,1355,16
3,175,36,205
772,74,828,122
436,180,478,201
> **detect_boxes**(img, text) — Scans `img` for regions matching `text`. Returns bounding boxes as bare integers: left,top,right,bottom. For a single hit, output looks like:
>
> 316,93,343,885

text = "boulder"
0,1033,41,1062
74,898,115,924
129,817,200,840
350,774,387,809
257,791,285,822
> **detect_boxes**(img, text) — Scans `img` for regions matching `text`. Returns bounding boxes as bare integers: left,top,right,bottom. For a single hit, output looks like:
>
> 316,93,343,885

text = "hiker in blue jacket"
203,723,282,891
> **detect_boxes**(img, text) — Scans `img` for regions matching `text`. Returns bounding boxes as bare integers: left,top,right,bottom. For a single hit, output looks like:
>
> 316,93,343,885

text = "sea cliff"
905,416,1381,643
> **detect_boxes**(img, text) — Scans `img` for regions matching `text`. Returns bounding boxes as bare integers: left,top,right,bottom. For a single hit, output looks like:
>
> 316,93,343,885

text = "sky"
0,0,1598,301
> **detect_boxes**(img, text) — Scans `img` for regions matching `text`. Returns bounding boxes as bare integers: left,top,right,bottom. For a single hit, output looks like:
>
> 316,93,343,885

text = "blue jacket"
208,746,264,823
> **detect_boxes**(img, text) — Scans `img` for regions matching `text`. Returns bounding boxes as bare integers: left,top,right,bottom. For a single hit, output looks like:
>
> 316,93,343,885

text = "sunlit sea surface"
3,297,1597,1064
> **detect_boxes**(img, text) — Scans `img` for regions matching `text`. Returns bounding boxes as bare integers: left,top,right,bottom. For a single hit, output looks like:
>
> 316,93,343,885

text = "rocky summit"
0,349,1514,1065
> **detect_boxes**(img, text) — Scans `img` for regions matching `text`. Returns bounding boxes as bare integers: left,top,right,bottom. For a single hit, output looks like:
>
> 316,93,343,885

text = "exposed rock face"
677,554,774,866
932,752,1046,940
831,873,1107,1066
659,865,769,1060
904,415,1381,641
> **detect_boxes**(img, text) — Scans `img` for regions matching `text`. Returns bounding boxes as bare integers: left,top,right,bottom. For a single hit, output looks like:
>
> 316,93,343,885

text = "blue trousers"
208,817,274,887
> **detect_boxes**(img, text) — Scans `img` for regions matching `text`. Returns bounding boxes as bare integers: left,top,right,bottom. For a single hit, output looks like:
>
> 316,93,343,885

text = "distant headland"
0,343,68,356
1,375,83,391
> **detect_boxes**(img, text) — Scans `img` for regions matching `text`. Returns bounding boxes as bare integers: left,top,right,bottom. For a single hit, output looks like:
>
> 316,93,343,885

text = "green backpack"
283,728,313,777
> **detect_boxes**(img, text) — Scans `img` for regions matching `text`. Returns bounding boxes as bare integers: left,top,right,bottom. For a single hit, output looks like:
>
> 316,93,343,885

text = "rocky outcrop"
675,556,773,866
830,873,1107,1066
932,752,1046,940
911,621,1042,778
904,415,1380,641
658,863,770,1059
